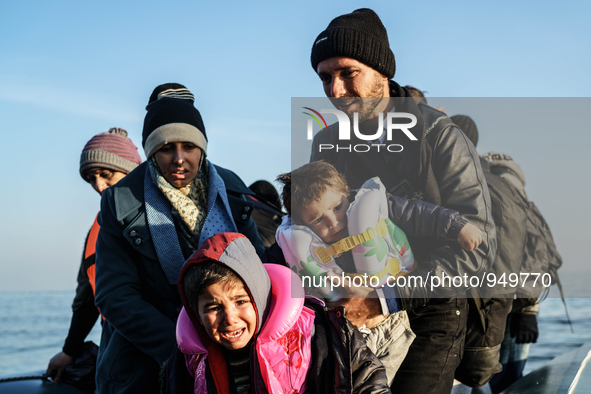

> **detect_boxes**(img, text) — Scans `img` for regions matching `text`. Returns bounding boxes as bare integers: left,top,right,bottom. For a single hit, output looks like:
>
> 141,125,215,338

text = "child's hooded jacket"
162,232,391,394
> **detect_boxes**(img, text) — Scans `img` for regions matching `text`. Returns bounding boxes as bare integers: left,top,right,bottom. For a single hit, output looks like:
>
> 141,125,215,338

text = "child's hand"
457,223,482,251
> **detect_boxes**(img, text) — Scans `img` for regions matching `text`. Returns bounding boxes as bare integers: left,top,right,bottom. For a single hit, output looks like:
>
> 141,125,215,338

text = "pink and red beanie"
79,127,142,179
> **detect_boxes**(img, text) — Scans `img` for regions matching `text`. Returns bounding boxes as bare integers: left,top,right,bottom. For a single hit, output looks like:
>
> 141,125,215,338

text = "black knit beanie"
311,8,396,79
451,115,479,148
142,83,208,158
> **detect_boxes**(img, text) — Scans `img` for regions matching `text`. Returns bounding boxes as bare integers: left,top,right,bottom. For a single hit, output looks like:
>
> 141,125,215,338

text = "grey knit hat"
79,128,142,179
311,8,396,79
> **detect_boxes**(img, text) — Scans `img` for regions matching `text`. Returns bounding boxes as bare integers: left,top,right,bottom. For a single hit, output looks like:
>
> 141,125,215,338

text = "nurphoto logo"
303,107,418,153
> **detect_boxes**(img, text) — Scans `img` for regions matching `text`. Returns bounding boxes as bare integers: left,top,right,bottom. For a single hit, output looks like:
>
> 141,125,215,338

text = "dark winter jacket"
161,232,390,394
94,161,264,394
306,302,392,394
311,81,496,310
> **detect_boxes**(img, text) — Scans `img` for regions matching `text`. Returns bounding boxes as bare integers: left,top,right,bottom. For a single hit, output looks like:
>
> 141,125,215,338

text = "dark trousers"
488,312,532,394
392,298,469,394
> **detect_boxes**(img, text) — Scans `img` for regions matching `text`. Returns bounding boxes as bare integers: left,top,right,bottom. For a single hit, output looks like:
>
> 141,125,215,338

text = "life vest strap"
346,259,418,285
315,219,389,264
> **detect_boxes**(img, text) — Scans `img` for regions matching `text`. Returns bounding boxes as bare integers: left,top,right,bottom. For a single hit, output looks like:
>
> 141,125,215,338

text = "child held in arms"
161,232,391,394
273,161,482,382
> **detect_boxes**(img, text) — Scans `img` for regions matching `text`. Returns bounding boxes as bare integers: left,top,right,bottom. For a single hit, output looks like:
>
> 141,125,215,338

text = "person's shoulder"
417,102,446,119
100,162,146,222
312,122,339,144
212,163,253,196
109,161,147,192
424,112,470,150
417,102,454,139
310,123,340,162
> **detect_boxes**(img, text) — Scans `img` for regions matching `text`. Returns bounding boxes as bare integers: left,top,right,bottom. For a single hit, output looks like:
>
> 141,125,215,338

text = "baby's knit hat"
79,128,142,179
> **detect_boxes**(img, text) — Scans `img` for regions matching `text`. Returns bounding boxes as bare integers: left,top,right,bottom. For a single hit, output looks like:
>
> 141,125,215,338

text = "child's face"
300,187,350,244
197,282,257,350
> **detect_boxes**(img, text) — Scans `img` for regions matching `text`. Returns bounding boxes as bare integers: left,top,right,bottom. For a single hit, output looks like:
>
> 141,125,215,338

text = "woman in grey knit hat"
46,128,141,386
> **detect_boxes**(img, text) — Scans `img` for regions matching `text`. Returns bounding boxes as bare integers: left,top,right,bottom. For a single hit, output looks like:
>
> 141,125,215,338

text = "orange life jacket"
84,214,100,296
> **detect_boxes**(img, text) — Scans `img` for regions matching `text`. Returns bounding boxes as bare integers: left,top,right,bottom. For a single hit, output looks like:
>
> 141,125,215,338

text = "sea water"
1,287,590,378
0,290,102,377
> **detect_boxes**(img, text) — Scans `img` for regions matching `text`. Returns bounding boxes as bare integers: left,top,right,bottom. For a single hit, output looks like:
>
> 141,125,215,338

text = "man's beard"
330,73,387,124
355,96,386,123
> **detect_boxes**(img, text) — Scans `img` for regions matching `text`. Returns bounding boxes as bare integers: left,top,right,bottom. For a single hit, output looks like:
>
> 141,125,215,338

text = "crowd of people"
45,8,562,394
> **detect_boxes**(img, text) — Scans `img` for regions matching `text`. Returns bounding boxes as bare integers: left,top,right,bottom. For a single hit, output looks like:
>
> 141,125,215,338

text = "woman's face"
154,142,202,188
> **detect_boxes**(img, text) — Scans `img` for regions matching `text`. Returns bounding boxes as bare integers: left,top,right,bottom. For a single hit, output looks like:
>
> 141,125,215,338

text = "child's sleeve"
387,194,468,241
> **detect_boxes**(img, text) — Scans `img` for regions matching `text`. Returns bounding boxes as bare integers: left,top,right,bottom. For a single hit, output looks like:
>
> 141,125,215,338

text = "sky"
0,1,590,291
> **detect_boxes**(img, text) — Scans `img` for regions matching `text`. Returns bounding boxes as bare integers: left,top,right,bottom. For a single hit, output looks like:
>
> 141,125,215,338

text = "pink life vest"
176,264,315,394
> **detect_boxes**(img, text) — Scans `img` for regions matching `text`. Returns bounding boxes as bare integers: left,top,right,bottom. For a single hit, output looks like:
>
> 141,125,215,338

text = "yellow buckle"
314,218,388,264
315,247,331,264
334,237,355,254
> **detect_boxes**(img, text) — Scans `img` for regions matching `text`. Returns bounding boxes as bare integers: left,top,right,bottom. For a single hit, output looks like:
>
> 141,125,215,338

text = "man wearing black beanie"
308,9,496,394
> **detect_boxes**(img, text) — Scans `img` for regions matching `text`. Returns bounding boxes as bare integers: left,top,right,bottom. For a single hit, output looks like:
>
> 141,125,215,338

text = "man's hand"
326,286,385,328
46,351,74,383
457,223,482,251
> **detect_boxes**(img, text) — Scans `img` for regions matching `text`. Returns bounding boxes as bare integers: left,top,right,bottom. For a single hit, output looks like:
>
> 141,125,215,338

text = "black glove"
510,313,538,344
